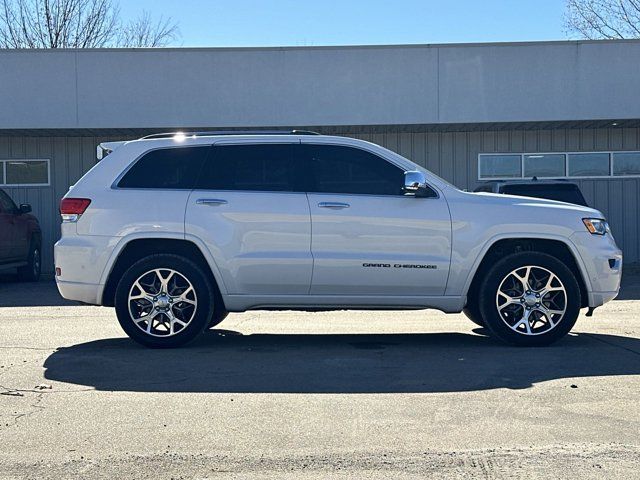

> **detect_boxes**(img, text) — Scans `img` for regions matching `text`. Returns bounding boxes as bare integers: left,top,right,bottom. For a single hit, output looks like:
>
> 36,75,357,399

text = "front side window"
196,144,298,191
117,147,210,189
301,144,404,196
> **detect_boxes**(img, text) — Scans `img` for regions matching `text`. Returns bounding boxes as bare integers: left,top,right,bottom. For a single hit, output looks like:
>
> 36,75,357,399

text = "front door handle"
318,202,350,209
196,198,228,206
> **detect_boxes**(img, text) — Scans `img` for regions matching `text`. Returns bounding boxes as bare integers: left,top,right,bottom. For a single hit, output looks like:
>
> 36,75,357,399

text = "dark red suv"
0,188,41,281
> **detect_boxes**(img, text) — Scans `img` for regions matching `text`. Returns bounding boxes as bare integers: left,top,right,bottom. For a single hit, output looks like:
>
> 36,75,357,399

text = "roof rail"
140,129,320,140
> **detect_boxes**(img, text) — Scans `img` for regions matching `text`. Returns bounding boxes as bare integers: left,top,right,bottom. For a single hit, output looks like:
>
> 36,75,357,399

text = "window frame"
478,151,640,180
0,159,51,187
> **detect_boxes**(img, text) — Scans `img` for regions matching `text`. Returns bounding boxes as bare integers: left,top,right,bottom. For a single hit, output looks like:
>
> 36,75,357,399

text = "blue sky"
119,0,567,47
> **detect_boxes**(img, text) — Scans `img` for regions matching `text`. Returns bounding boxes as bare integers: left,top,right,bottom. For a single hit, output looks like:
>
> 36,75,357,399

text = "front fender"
447,232,593,298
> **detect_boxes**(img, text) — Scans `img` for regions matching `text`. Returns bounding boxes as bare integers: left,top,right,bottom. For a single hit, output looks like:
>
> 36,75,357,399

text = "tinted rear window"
501,184,588,206
118,147,209,189
196,144,299,191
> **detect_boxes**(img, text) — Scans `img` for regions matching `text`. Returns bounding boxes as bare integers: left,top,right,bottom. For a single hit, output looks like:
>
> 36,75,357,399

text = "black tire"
115,254,214,348
17,241,41,282
463,304,484,327
207,308,229,329
478,251,581,347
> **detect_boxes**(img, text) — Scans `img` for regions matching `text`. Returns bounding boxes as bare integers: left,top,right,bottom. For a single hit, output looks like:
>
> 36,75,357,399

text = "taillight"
60,198,91,223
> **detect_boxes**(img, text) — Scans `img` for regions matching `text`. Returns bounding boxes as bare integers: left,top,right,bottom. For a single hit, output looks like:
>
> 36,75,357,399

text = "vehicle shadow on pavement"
43,329,640,393
0,277,76,307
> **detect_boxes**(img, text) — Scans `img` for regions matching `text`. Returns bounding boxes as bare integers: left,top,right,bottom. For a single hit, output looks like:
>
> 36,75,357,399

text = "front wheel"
115,254,214,348
478,252,581,347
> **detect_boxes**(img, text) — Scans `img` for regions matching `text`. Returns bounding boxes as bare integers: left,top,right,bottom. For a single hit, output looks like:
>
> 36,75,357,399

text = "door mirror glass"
19,203,32,214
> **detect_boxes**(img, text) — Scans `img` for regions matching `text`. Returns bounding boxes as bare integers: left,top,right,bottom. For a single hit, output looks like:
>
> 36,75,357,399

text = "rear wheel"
478,252,581,347
17,241,41,282
115,254,214,348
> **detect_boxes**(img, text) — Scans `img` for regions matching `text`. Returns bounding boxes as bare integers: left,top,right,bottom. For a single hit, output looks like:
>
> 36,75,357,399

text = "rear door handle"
318,202,350,209
196,198,228,206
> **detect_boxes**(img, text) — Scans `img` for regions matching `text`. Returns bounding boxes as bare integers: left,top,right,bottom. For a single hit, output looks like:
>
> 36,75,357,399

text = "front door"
185,142,312,295
301,143,451,296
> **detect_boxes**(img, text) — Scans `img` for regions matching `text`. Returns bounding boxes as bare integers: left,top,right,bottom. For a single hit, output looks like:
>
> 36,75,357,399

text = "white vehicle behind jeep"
55,131,622,348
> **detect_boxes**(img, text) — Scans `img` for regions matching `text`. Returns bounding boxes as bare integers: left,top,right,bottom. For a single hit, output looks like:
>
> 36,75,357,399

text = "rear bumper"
56,279,102,305
54,235,115,306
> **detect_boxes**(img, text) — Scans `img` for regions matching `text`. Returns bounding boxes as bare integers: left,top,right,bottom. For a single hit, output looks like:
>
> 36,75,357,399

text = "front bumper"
570,231,622,308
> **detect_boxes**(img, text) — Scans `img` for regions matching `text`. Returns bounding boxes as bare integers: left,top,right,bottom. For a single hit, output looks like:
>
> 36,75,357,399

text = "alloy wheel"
128,268,198,337
495,265,567,336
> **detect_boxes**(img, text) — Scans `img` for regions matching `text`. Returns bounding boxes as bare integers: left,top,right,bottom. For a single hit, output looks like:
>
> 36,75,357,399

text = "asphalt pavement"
0,274,639,479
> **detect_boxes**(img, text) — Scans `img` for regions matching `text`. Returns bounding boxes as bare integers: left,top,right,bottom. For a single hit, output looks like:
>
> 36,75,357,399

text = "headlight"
583,218,609,235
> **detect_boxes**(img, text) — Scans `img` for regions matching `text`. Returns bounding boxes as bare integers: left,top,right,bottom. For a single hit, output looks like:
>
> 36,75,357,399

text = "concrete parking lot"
0,273,639,479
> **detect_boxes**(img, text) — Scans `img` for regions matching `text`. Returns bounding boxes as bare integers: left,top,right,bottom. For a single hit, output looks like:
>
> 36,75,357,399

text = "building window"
479,151,640,180
1,160,50,186
613,152,640,176
478,155,521,179
523,154,566,177
568,153,610,177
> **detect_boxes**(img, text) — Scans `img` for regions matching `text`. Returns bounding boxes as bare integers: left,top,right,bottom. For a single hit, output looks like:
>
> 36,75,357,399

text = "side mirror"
19,203,32,214
403,171,429,196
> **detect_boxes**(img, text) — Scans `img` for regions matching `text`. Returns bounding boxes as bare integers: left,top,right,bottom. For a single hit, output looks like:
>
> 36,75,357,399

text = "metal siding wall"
1,128,638,274
0,135,125,273
337,127,640,265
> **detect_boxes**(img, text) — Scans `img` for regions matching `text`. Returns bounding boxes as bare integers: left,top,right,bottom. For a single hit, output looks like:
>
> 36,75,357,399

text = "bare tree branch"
564,0,640,39
0,0,180,48
118,10,179,48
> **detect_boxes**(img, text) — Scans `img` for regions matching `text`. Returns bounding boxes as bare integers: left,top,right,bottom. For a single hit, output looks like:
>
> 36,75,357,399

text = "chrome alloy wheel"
495,265,567,336
128,268,198,337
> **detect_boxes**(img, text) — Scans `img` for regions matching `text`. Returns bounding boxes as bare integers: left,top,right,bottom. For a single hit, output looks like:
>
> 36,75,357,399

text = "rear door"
185,142,312,295
301,143,451,296
111,144,211,239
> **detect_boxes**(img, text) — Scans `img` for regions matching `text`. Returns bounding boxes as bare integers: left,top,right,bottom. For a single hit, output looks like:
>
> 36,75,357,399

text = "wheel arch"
100,237,226,308
465,237,590,309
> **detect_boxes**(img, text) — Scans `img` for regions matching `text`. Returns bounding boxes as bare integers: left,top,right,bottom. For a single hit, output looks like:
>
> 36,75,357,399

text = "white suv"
55,132,622,348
